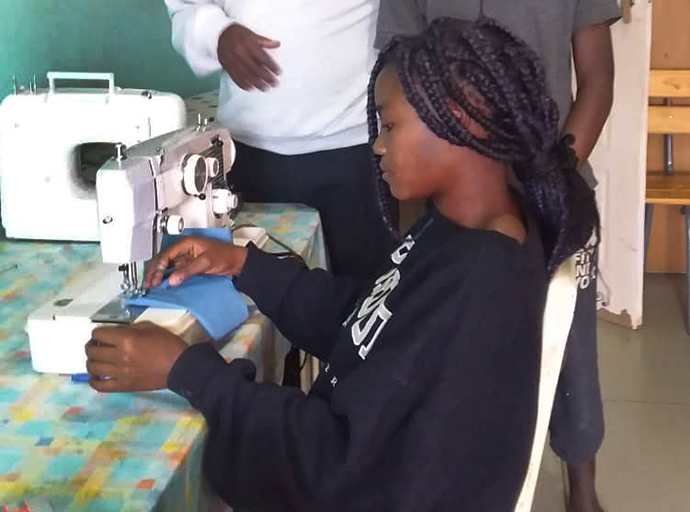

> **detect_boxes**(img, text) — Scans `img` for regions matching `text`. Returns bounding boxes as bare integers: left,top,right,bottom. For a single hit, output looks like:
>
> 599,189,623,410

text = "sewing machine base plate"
91,297,147,324
27,265,207,375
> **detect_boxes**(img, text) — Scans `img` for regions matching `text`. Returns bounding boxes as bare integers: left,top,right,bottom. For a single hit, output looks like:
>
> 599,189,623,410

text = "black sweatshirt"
168,207,547,512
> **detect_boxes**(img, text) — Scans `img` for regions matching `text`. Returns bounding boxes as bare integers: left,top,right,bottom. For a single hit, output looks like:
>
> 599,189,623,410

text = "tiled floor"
533,273,690,511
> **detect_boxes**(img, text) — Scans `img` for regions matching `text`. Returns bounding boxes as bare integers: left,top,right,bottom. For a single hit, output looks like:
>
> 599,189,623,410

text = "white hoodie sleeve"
164,0,235,77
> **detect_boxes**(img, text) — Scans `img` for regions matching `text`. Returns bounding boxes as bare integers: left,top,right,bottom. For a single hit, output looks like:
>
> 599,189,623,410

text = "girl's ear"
448,100,488,139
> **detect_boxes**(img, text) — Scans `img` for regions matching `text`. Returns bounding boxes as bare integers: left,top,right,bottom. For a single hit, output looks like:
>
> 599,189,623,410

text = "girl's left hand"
85,322,188,393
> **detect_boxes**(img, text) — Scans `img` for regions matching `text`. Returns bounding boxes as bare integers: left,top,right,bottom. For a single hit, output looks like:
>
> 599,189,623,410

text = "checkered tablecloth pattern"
0,203,326,511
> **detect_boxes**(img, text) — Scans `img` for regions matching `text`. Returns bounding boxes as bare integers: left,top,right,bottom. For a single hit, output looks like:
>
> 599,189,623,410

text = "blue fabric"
126,228,249,341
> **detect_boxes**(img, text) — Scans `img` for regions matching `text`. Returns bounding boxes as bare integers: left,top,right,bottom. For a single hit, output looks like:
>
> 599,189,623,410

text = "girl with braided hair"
86,17,598,512
369,17,599,277
377,3,621,511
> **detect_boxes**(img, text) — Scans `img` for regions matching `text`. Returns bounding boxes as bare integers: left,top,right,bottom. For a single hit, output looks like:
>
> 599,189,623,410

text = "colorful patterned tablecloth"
0,203,326,512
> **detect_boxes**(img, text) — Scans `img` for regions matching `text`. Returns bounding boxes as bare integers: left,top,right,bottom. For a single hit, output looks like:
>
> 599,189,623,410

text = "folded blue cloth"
126,228,249,341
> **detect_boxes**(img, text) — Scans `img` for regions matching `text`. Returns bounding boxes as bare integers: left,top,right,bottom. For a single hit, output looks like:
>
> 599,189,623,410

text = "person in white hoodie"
164,0,393,280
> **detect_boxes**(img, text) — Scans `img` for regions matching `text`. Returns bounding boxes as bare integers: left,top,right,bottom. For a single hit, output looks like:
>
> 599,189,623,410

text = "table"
0,204,326,512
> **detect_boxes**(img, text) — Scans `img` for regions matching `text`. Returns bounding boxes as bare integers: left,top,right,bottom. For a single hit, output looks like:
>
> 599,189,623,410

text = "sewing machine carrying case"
0,72,186,241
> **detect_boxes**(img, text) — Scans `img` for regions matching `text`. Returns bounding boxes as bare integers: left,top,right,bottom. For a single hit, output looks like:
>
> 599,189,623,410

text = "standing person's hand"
218,23,281,91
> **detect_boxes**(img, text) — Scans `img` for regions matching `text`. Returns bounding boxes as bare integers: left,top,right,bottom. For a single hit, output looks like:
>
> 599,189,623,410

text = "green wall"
0,0,219,101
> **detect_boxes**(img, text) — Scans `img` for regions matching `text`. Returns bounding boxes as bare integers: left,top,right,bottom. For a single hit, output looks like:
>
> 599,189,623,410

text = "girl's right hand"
144,237,249,289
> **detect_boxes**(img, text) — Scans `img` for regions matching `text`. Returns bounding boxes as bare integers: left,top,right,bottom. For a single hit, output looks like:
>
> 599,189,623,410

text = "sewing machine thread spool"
196,113,214,130
115,143,127,162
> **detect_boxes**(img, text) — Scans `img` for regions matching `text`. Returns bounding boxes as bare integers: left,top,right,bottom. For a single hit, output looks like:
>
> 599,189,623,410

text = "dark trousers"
228,141,393,388
229,141,393,279
550,240,605,464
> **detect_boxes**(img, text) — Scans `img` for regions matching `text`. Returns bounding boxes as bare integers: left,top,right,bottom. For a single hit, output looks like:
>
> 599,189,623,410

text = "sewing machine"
0,72,186,241
26,120,242,375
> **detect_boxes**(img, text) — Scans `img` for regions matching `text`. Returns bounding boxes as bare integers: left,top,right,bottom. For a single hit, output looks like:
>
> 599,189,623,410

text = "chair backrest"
648,70,690,135
514,256,578,512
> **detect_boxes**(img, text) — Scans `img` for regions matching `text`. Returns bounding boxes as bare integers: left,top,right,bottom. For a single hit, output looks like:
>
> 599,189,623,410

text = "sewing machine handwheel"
182,154,209,196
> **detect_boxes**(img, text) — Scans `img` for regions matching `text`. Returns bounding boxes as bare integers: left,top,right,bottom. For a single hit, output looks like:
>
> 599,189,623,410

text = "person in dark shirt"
85,18,600,511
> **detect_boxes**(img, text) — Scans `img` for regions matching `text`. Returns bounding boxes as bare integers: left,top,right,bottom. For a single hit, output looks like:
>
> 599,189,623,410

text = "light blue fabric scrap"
126,228,248,340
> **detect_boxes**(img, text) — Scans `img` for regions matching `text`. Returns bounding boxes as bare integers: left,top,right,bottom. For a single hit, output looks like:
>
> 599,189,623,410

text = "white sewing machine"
26,120,243,375
0,71,186,241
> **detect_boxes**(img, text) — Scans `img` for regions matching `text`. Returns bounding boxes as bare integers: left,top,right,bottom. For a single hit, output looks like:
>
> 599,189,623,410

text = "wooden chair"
515,256,578,512
644,69,690,332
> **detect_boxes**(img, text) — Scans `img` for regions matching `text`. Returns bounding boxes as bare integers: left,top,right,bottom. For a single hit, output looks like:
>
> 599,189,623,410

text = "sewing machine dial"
164,215,184,235
212,189,239,216
182,154,209,196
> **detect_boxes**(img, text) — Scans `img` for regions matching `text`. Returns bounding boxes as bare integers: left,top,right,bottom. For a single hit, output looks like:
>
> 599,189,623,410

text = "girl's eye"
381,123,394,132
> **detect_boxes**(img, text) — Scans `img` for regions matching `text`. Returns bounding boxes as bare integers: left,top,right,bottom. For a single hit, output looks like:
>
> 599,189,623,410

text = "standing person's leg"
306,143,393,279
549,240,606,512
227,141,319,390
227,141,393,390
230,141,393,278
228,141,299,203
